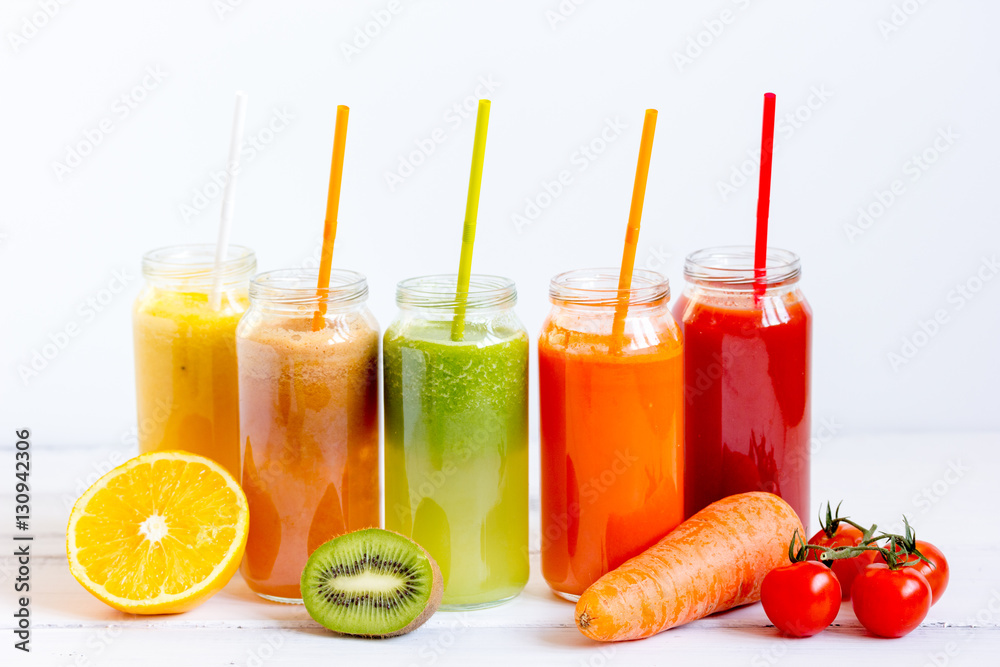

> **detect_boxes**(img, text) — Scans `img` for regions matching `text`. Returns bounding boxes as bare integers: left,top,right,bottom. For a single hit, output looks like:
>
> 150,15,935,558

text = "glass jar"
674,246,812,526
236,268,380,603
383,274,529,610
132,244,256,478
539,268,684,600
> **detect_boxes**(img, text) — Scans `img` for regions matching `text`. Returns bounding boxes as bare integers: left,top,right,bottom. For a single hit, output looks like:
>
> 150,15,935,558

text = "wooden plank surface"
2,432,998,665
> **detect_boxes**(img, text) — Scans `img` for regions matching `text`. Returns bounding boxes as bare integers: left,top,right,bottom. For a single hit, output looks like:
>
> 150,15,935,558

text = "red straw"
754,92,776,298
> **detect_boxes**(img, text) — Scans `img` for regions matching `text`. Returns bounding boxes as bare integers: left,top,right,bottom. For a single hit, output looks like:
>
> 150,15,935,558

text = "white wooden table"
4,433,998,666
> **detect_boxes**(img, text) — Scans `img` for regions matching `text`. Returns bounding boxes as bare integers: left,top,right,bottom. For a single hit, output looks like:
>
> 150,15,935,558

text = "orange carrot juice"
539,269,684,599
236,269,379,602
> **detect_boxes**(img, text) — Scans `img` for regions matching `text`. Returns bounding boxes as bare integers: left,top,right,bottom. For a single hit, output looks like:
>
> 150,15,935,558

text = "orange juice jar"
539,268,684,600
133,244,256,478
236,269,380,602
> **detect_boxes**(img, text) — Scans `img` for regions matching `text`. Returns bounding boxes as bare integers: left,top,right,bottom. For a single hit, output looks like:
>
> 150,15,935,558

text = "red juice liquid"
674,289,811,525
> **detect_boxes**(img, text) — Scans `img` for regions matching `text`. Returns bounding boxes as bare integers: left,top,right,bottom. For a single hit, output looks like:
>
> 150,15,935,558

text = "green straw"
451,99,491,342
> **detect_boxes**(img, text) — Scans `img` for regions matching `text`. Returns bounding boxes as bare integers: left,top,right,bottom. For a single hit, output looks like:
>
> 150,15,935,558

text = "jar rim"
549,268,670,307
683,245,801,287
141,244,256,288
395,274,517,311
251,268,369,306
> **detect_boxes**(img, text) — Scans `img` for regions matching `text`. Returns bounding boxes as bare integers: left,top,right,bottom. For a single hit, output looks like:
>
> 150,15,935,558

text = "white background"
1,0,998,447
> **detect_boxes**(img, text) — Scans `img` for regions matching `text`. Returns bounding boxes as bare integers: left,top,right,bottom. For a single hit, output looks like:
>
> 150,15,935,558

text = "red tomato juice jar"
674,246,811,525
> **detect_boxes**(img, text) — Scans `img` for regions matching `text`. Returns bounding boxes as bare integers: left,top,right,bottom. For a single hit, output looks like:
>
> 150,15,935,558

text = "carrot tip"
577,610,592,630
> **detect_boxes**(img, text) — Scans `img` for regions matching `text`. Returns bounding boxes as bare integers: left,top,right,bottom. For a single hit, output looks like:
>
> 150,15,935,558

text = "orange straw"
312,105,350,331
611,109,658,350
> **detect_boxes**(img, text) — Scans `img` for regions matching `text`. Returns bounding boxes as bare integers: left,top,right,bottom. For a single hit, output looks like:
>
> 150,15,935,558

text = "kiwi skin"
384,537,443,638
302,529,443,639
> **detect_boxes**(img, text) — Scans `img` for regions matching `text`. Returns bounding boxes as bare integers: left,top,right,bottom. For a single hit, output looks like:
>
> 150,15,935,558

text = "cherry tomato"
881,540,949,604
851,564,932,638
808,525,878,600
761,561,842,637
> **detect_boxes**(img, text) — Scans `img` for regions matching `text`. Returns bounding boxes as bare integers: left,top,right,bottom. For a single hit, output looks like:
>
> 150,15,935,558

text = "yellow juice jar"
132,244,256,477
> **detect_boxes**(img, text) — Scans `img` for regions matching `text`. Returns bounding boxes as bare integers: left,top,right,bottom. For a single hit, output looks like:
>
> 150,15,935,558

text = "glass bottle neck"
682,245,801,293
249,269,369,315
142,244,256,292
395,274,517,316
548,268,670,312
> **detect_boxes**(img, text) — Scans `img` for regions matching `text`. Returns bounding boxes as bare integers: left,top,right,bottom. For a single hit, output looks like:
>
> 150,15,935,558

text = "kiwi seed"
301,528,443,638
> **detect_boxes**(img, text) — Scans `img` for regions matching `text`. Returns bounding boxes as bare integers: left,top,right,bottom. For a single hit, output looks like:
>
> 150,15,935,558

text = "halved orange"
66,451,249,614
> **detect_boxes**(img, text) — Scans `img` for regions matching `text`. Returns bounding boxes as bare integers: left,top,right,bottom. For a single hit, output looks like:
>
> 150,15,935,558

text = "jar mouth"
683,246,801,287
142,244,256,289
395,274,517,311
549,268,669,307
251,268,369,306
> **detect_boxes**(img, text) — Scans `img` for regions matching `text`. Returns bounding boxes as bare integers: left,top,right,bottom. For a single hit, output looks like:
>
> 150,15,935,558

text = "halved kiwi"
301,528,443,638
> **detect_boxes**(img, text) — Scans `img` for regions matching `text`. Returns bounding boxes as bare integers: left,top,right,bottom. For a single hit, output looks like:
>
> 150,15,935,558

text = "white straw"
209,91,248,310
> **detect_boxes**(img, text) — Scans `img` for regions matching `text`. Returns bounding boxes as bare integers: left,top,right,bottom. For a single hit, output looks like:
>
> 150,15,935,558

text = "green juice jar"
383,274,529,610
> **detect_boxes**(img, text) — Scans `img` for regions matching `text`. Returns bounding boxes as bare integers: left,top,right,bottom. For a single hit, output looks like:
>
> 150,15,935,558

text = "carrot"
575,492,803,642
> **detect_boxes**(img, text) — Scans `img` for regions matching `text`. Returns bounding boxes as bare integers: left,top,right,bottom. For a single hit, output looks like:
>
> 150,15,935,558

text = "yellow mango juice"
131,245,255,477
